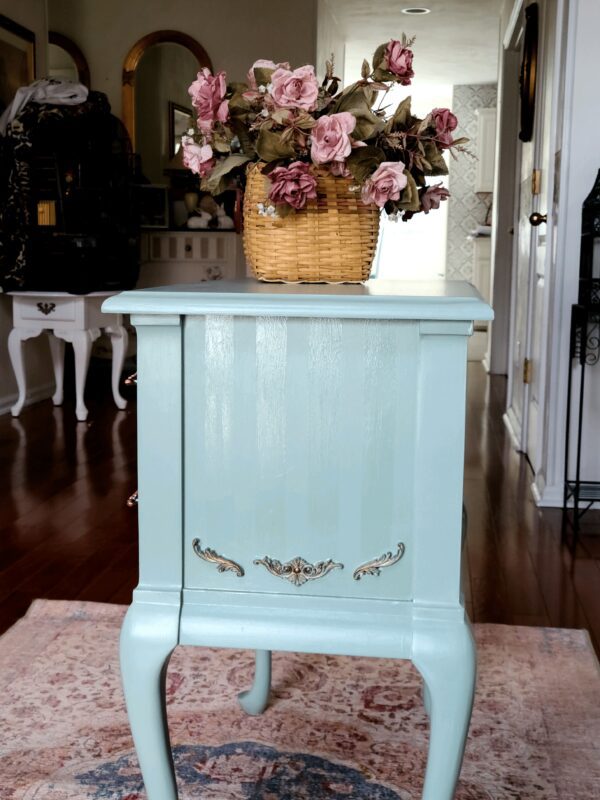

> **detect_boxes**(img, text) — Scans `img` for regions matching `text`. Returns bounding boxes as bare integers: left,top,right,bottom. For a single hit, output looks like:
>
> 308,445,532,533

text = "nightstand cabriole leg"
238,649,272,715
120,602,180,800
413,621,476,800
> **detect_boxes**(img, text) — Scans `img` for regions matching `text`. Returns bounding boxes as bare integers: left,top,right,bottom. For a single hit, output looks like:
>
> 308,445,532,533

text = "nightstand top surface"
103,279,493,321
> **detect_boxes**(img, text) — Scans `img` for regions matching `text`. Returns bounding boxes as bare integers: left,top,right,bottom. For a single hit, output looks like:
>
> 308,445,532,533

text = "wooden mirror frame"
518,3,538,143
122,30,212,148
49,31,90,87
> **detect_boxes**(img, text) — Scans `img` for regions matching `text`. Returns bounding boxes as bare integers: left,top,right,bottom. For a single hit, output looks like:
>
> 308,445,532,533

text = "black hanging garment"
0,91,140,292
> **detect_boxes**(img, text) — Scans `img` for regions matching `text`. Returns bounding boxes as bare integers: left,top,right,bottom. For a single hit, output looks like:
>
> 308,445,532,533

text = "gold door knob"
529,212,547,226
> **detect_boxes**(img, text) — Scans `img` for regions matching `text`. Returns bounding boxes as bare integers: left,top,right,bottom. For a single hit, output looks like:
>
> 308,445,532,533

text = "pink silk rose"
246,59,291,89
311,112,356,165
385,40,414,85
421,183,450,213
267,161,318,209
188,68,229,133
182,141,215,177
361,161,408,207
269,65,319,111
431,108,458,147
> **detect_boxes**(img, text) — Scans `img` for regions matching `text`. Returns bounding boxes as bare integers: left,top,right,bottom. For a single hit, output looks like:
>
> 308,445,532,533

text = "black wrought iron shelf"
562,303,600,542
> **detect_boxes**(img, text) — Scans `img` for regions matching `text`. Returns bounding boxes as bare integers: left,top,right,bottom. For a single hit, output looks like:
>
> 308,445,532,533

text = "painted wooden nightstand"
8,291,128,421
103,280,493,800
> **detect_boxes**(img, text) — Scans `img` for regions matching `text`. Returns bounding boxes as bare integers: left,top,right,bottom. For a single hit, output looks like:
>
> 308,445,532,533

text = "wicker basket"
243,163,380,283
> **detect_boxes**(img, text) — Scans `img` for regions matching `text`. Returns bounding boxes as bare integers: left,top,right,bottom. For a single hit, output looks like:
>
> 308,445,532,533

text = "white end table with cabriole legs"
104,280,493,800
8,291,128,421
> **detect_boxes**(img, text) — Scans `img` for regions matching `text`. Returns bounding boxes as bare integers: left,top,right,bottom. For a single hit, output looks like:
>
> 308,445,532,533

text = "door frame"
493,0,566,471
502,0,545,454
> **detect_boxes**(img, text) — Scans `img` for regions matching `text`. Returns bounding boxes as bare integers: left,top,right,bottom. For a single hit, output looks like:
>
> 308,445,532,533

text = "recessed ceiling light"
402,7,431,14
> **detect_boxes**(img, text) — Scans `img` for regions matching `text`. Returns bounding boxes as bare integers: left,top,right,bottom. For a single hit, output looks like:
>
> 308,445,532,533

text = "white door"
504,0,561,471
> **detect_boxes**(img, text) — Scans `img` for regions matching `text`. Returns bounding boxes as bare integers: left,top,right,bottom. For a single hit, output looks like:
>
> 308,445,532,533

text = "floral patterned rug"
1,600,600,799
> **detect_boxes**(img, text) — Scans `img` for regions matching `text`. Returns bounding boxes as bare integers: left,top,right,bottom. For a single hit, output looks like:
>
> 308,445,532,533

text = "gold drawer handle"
253,555,343,587
353,542,406,581
192,538,244,577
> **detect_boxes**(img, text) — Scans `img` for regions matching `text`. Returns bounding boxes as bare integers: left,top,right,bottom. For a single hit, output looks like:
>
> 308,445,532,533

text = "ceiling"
327,0,504,86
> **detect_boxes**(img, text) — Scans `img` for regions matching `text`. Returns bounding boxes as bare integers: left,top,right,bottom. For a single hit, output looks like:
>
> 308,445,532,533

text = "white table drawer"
14,296,77,324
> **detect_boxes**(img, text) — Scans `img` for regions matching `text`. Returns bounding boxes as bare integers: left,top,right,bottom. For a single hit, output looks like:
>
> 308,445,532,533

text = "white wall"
374,82,453,281
317,0,345,82
48,0,319,118
0,0,54,414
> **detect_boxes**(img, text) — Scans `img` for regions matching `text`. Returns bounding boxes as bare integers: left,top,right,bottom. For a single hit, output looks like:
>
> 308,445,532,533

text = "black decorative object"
519,3,538,143
562,170,600,543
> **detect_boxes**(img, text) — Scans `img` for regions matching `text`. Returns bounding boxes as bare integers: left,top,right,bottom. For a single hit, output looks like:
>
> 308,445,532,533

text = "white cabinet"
475,108,497,193
137,231,246,288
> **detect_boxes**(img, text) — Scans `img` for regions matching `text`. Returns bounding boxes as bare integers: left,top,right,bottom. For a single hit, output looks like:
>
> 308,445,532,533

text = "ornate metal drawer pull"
253,555,343,587
192,538,244,577
353,542,406,581
37,302,56,315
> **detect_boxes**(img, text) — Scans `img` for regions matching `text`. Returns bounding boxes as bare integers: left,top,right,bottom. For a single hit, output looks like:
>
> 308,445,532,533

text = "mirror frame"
48,31,90,87
122,30,212,148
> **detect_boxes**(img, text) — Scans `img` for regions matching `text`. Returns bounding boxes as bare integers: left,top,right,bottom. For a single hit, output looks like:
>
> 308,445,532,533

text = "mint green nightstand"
103,280,493,800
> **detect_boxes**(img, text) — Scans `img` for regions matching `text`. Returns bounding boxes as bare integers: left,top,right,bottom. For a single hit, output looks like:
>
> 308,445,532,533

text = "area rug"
1,601,600,799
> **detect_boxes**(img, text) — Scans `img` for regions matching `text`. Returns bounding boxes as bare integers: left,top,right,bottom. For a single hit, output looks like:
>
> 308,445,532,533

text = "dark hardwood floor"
1,360,600,654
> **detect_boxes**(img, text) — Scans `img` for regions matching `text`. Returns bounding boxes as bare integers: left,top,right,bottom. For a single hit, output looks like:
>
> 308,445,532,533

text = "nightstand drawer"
183,313,418,601
14,296,77,325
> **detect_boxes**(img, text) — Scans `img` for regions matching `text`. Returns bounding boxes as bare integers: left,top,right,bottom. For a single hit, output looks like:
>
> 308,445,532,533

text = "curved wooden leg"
8,327,42,416
48,333,65,406
238,649,272,716
105,323,128,410
54,328,100,422
120,601,180,800
413,620,476,800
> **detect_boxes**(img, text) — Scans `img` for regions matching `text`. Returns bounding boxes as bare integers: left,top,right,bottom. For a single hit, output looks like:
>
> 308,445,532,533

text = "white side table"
7,291,128,422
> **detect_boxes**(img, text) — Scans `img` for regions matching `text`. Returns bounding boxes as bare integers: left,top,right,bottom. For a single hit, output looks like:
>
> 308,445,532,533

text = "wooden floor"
2,360,600,654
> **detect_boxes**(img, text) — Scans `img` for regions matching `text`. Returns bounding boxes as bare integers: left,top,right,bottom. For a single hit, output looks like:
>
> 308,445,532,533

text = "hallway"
1,362,600,652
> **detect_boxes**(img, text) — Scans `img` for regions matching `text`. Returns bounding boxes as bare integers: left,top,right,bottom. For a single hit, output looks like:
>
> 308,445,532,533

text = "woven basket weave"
243,163,380,283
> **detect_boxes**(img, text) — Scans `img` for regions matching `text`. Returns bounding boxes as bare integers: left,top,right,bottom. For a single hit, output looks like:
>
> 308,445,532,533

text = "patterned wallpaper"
446,83,498,281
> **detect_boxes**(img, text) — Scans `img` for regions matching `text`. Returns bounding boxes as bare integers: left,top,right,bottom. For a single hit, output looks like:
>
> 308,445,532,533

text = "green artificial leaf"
228,91,251,113
229,118,255,157
253,66,275,87
361,59,371,80
205,153,251,194
423,142,449,176
397,171,421,212
390,96,413,130
346,145,386,183
255,127,296,162
228,82,249,95
451,136,470,146
372,43,387,71
274,201,295,218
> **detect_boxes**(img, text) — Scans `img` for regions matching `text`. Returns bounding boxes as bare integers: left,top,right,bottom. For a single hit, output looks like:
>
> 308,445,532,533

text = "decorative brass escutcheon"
192,538,244,577
353,542,406,581
253,555,343,587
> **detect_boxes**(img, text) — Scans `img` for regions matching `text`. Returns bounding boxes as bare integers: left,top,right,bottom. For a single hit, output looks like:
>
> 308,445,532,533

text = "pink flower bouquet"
183,34,468,219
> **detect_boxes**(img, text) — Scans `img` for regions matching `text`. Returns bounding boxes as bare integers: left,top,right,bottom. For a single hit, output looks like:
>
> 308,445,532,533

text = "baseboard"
502,410,522,451
533,479,600,510
0,382,55,417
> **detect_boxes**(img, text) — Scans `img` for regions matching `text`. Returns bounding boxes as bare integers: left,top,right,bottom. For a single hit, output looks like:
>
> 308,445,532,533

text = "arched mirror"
48,31,90,87
122,31,212,184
